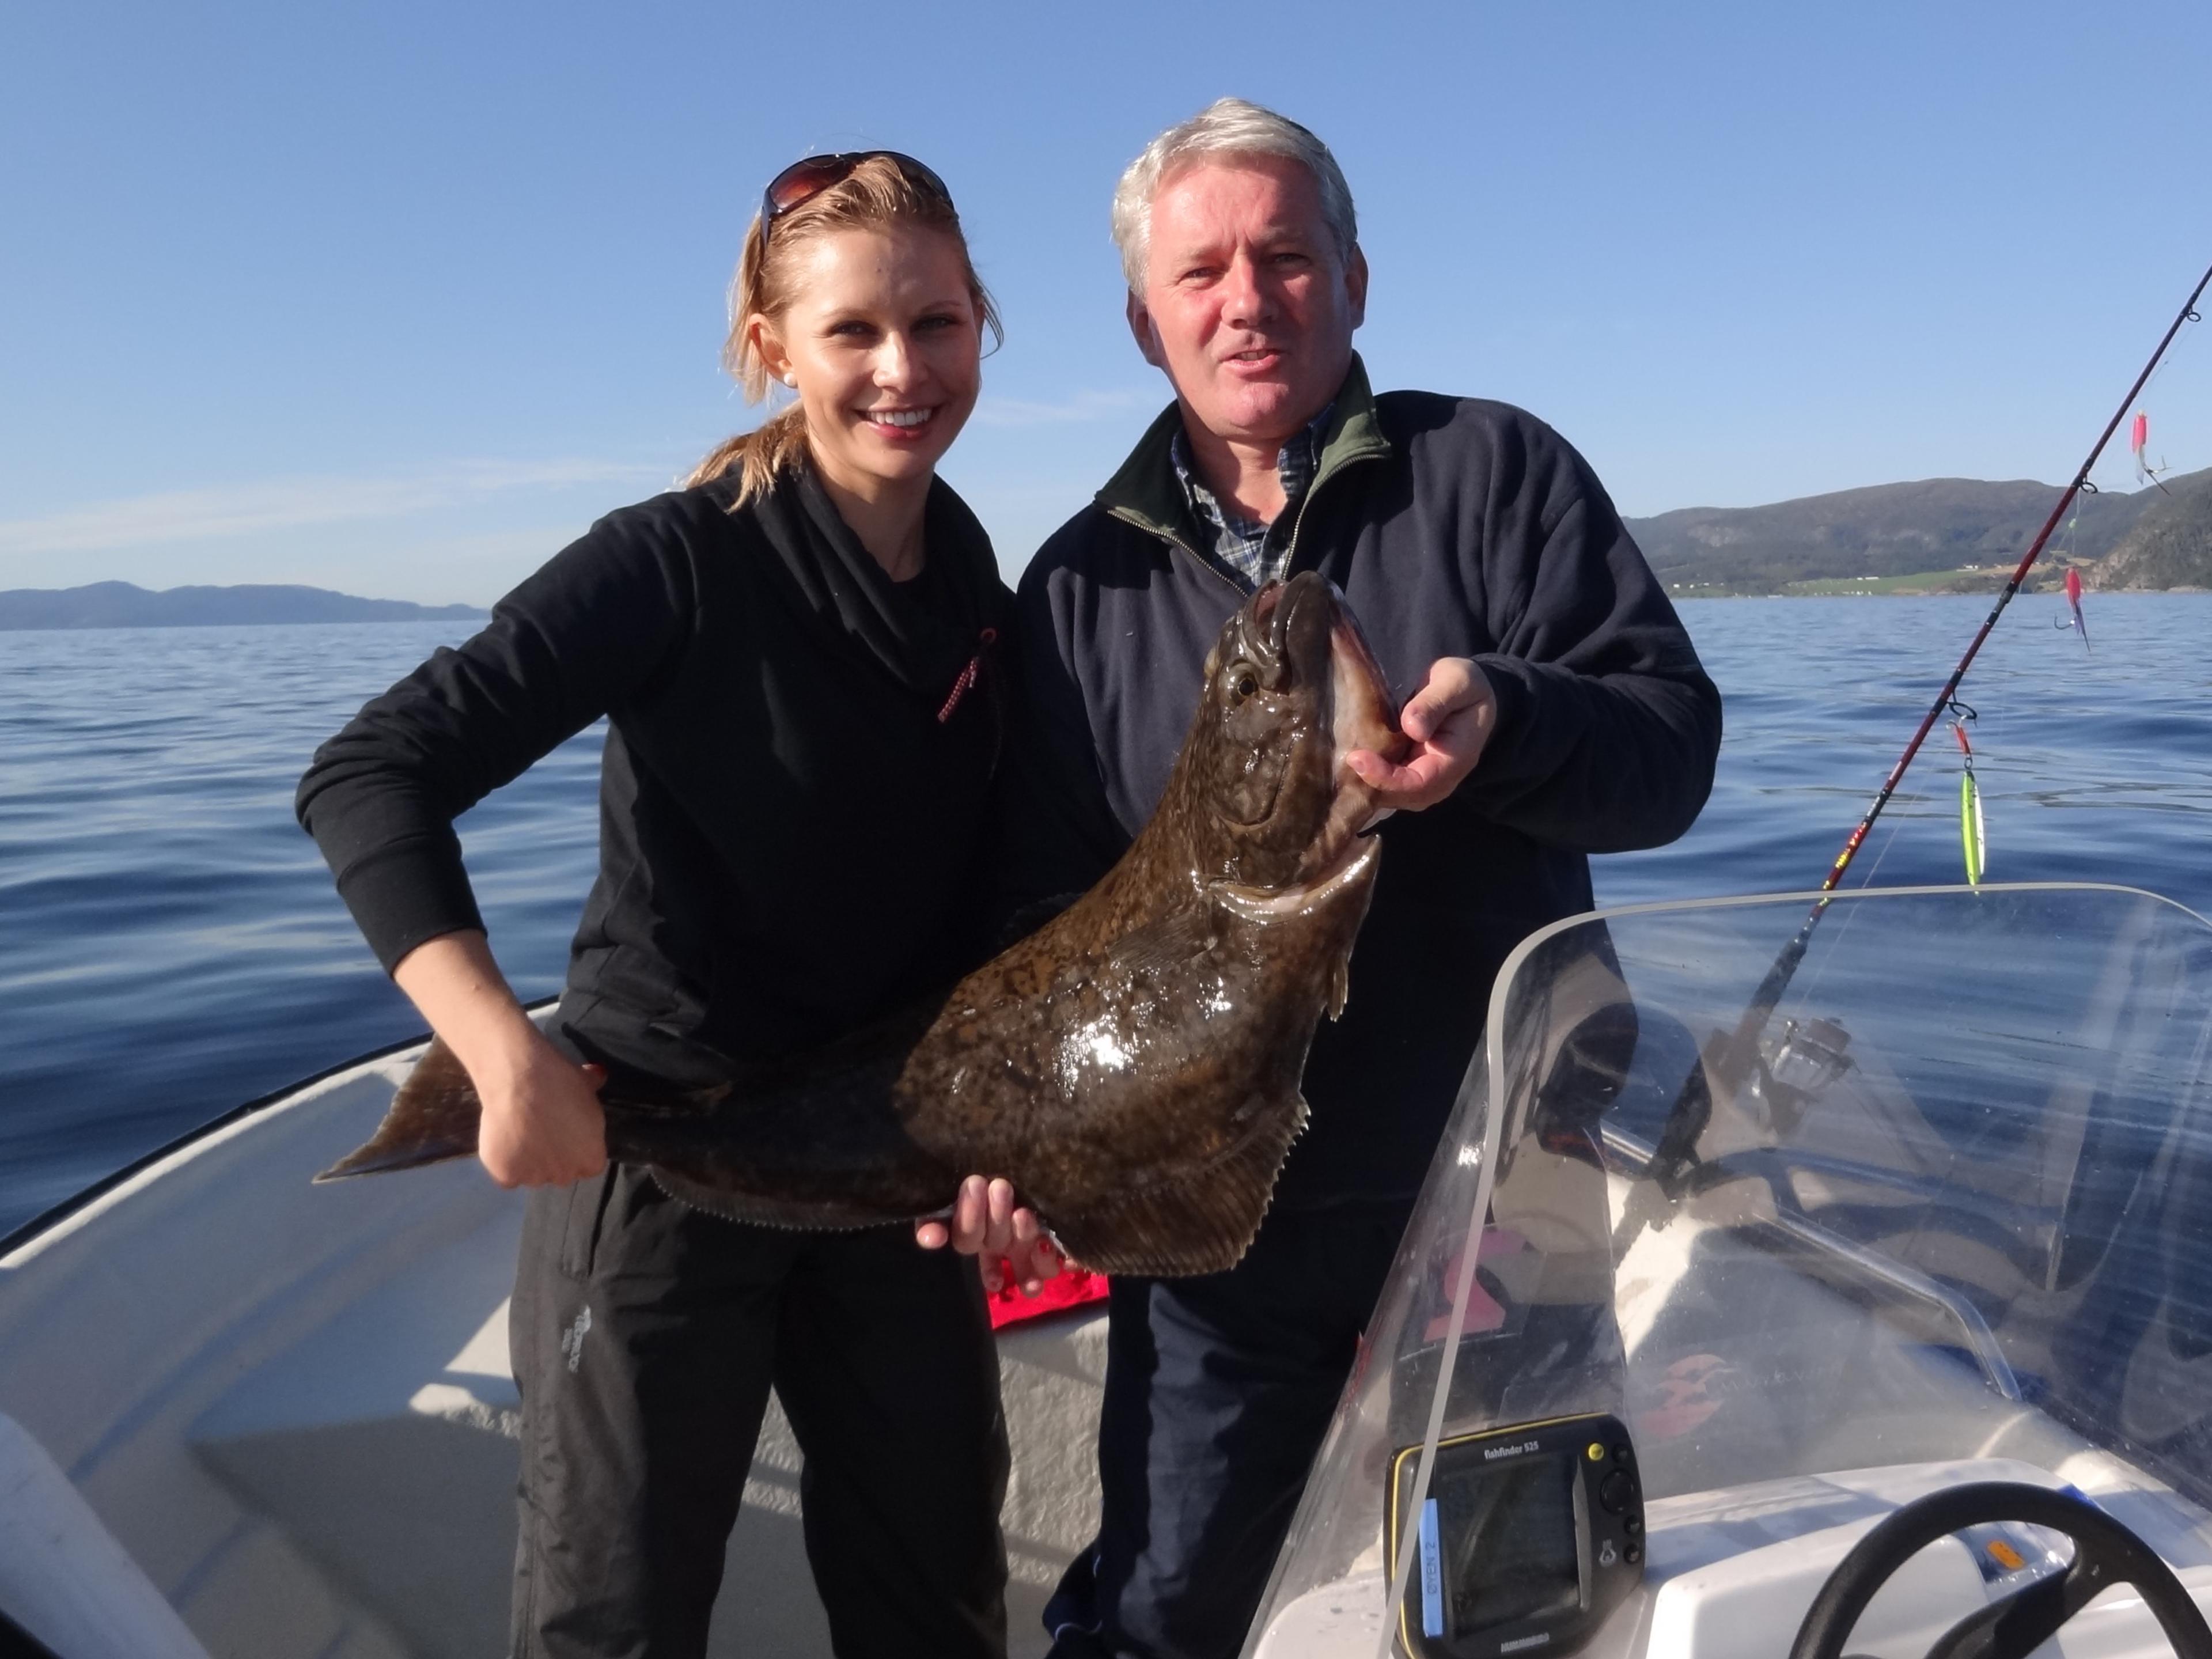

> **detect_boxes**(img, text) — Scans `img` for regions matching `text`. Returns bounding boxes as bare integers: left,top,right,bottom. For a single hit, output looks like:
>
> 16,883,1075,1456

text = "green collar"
1094,354,1392,553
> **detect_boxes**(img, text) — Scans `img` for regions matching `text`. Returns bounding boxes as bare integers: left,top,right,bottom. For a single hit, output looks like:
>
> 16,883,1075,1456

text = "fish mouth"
1213,831,1381,921
1328,604,1401,770
1302,578,1406,879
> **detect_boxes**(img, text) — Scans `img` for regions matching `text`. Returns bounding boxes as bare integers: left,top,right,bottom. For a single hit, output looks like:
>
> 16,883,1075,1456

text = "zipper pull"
937,627,998,722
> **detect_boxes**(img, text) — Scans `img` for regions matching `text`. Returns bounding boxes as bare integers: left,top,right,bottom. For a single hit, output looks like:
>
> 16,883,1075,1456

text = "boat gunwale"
6,880,2200,1265
0,997,560,1264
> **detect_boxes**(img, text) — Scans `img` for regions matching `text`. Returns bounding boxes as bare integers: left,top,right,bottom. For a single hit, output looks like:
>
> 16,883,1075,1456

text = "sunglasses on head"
759,151,953,245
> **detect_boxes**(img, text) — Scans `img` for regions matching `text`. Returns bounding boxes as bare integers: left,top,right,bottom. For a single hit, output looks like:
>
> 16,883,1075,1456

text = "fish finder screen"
1437,1452,1582,1631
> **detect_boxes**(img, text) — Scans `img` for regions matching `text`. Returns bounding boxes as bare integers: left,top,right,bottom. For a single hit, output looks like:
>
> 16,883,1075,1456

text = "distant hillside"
2090,468,2212,591
1625,478,2162,596
0,581,488,630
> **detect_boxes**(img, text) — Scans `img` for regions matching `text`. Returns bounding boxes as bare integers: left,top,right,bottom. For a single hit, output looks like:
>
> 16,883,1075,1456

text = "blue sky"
2,1,2207,603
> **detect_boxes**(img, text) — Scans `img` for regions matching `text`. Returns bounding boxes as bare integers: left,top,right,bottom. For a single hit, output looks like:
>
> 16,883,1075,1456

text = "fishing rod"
1816,262,2211,899
1633,255,2212,1213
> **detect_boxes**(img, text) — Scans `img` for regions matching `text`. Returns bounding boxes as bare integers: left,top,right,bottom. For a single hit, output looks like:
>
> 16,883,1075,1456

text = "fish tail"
312,1036,483,1181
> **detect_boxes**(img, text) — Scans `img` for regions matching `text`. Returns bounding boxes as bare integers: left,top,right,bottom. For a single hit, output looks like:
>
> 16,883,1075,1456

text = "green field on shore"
1668,565,2084,598
1785,567,2031,596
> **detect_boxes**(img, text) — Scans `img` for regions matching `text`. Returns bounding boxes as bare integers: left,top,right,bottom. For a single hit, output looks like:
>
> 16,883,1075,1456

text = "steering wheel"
1788,1482,2212,1659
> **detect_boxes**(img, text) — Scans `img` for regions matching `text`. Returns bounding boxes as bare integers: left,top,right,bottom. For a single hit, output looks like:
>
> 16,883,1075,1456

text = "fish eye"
1230,665,1259,700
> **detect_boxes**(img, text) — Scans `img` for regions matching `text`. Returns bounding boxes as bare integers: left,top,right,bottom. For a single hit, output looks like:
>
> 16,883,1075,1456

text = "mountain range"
7,474,2210,623
1625,469,2212,596
0,582,488,631
2093,467,2212,591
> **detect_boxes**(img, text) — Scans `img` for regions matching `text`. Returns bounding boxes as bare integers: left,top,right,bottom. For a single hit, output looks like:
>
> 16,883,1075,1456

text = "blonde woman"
300,153,1041,1658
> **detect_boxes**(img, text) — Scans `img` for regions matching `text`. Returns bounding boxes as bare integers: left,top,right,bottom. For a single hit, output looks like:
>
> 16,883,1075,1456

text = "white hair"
1110,97,1359,293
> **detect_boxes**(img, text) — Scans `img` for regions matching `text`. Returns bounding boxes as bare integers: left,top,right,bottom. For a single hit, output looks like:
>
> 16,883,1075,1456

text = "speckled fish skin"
318,572,1404,1276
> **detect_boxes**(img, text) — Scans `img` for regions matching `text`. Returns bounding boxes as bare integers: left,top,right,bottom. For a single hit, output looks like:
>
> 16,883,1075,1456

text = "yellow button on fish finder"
1587,1442,1604,1462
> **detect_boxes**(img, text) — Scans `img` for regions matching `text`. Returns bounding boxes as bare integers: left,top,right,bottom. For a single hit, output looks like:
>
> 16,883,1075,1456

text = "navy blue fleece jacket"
1010,356,1722,1207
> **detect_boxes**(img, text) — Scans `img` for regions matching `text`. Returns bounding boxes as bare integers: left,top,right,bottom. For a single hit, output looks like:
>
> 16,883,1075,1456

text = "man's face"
1127,155,1367,449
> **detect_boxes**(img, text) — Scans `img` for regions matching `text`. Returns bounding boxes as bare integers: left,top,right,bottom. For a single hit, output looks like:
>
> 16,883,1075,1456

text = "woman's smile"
861,404,942,434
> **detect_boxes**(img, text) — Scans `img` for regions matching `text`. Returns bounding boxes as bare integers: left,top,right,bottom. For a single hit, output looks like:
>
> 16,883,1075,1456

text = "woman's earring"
782,373,797,388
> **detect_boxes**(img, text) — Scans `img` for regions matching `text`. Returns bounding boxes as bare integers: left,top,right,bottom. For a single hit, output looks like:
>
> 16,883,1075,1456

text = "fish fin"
1099,903,1221,983
646,1166,895,1232
313,1036,482,1182
1050,1092,1309,1277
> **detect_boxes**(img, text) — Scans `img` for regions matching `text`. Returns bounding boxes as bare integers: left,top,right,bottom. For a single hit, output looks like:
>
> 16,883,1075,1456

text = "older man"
1011,100,1722,1658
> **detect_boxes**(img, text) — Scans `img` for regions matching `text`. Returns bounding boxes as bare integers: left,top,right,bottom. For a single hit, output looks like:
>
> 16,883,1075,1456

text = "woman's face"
751,225,983,498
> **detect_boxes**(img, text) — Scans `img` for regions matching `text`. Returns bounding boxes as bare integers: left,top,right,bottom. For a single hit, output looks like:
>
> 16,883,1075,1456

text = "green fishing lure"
1960,768,1986,887
1953,714,1986,887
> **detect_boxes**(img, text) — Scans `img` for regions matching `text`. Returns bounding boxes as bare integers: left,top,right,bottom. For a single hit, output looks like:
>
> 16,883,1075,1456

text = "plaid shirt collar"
1169,403,1335,592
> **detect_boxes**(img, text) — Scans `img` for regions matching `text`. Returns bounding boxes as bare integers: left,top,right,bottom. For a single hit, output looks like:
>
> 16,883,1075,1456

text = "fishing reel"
1751,1016,1854,1136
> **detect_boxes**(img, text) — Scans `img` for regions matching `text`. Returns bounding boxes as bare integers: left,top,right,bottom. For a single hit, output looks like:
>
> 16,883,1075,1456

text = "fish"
316,571,1406,1275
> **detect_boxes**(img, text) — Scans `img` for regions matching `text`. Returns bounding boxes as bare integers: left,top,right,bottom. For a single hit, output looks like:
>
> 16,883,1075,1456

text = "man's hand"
1344,656,1497,811
916,1175,1065,1297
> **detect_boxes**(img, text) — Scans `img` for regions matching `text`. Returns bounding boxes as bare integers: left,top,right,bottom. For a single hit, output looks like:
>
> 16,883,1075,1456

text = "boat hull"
0,1032,1107,1658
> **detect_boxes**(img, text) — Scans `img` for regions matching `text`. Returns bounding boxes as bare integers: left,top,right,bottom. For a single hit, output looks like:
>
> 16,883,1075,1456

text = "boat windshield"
1247,882,2212,1658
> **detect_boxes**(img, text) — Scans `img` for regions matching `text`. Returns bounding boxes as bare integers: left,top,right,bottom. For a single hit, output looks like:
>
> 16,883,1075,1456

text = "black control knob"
1600,1471,1635,1515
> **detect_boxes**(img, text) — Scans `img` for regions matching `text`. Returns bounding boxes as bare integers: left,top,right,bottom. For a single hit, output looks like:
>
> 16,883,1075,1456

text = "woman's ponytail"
683,402,809,499
685,209,808,507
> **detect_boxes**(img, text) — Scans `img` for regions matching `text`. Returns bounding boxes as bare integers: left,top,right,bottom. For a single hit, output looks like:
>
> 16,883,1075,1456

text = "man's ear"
1344,244,1370,331
1125,291,1168,370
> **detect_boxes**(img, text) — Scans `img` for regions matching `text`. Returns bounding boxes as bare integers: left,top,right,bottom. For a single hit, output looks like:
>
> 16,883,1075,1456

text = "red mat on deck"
986,1262,1109,1329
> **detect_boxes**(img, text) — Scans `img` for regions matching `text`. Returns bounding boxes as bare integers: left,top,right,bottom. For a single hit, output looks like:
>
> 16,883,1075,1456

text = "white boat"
0,1009,1107,1659
6,881,2212,1658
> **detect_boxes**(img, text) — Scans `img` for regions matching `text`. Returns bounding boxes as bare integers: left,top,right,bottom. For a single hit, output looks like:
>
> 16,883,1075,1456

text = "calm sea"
3,594,2208,1238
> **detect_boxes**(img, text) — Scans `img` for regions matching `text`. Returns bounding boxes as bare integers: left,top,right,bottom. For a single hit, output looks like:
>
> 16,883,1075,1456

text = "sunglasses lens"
760,151,955,246
766,155,853,214
885,153,951,203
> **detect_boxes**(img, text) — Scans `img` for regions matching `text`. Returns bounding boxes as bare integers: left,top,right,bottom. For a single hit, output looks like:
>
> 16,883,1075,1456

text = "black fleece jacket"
297,467,1012,1087
1012,357,1722,1208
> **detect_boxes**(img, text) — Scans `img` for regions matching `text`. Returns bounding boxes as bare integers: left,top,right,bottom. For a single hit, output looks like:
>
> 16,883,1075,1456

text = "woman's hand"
916,1175,1065,1296
392,929,608,1188
474,1028,609,1189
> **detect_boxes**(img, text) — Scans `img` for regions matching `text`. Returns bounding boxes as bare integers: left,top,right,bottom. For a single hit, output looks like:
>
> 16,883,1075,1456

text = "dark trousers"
1041,1201,1413,1659
508,1164,1011,1658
